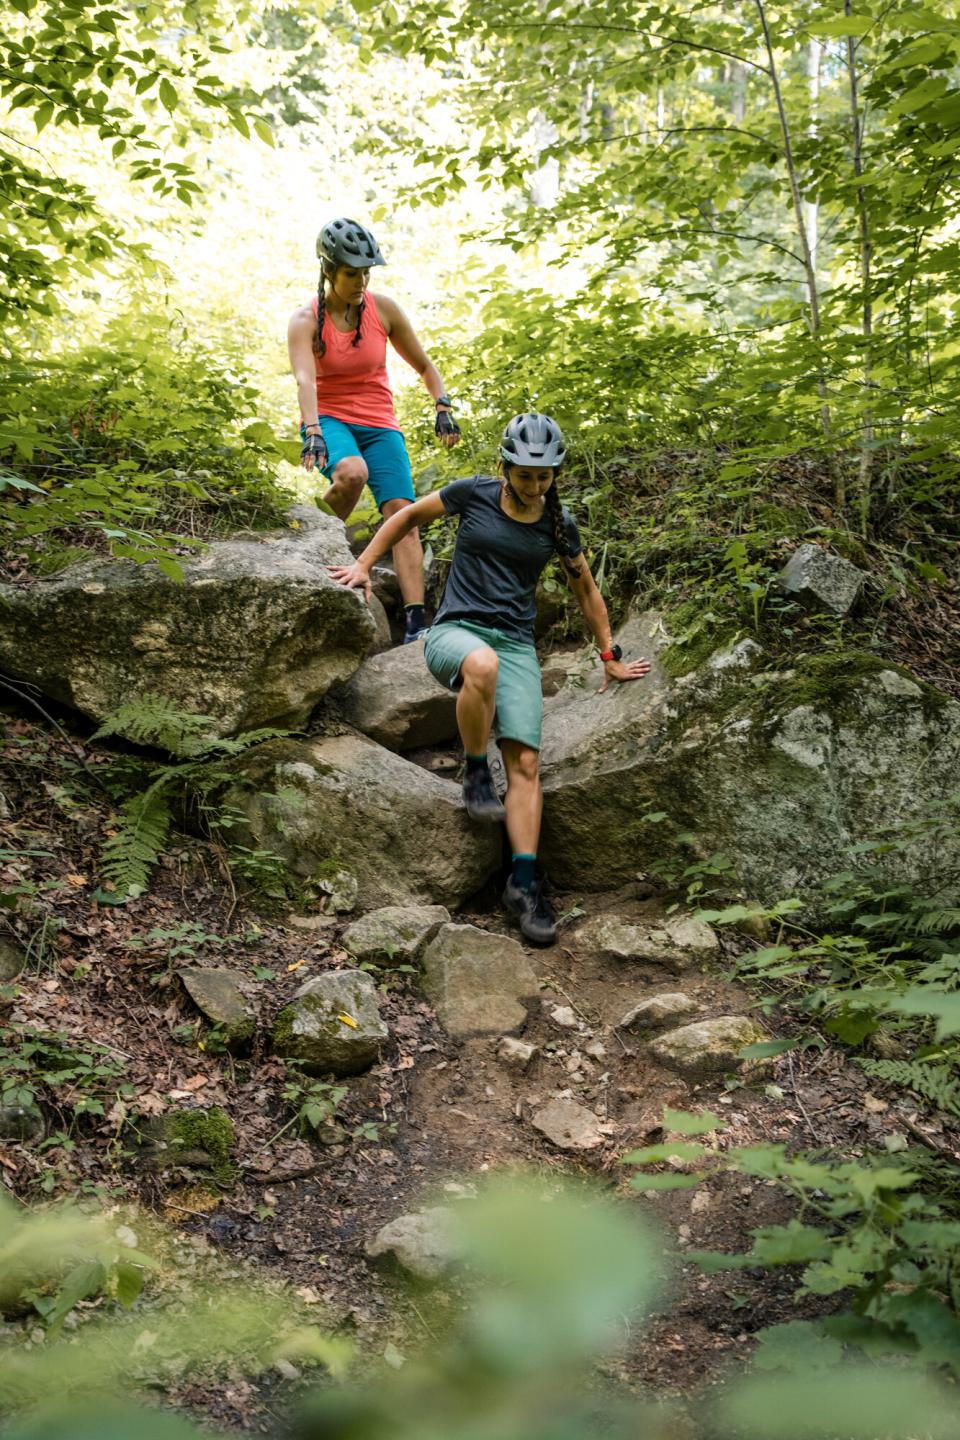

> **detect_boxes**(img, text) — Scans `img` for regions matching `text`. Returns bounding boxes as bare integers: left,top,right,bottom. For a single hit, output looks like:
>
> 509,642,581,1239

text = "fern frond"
92,693,219,758
101,786,172,898
913,909,960,936
859,1058,960,1118
206,727,294,757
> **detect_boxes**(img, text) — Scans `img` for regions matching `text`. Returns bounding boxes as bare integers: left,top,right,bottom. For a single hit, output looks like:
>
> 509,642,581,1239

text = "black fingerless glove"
435,407,460,439
301,428,328,468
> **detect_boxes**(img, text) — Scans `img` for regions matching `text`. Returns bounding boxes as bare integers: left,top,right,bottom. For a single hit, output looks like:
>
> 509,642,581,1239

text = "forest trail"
2,697,892,1431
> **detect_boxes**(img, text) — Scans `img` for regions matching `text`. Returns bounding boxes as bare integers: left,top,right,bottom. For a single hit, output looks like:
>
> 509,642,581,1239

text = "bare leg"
456,647,498,755
321,456,367,520
500,740,543,857
381,497,425,606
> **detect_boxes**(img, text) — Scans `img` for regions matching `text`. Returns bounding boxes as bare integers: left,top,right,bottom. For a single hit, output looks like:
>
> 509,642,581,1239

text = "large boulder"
334,644,458,752
221,735,500,912
538,614,960,908
0,509,375,737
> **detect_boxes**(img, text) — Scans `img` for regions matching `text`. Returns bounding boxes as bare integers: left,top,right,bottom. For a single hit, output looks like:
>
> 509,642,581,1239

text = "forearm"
419,361,448,405
357,508,419,570
578,588,614,652
295,374,319,427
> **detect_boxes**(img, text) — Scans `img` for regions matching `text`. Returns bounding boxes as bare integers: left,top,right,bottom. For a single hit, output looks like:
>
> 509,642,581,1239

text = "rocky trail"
2,507,959,1431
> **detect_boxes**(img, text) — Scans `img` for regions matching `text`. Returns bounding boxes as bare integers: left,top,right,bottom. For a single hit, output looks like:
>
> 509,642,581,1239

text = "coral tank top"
311,291,400,431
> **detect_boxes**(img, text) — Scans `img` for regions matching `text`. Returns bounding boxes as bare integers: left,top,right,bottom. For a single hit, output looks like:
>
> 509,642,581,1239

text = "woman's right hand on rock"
328,562,372,602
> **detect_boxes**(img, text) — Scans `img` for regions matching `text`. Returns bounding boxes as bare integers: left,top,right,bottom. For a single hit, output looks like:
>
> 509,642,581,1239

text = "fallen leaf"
287,959,305,973
396,1054,415,1070
295,1285,321,1304
65,874,87,888
182,1074,208,1092
337,1013,358,1029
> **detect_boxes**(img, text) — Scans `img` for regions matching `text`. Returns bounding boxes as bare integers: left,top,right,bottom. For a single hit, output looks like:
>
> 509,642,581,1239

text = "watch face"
612,644,623,662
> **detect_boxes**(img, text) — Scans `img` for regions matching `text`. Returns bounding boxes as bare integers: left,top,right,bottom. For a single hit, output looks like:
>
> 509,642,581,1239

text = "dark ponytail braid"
352,297,365,347
544,480,580,576
313,271,328,359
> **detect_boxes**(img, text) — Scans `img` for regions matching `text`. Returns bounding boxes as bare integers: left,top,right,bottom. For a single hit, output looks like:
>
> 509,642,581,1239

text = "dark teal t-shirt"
433,475,583,645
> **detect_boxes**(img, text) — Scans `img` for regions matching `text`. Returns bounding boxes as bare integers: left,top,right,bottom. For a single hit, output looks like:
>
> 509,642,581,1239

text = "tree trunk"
755,0,839,502
846,0,874,531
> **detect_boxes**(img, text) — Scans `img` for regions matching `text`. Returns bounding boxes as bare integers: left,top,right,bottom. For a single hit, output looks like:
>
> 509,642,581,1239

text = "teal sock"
512,853,537,890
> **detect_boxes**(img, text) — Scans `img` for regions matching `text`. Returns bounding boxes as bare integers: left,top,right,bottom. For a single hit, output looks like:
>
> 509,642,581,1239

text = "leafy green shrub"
0,1029,129,1130
1,306,297,574
625,1111,960,1375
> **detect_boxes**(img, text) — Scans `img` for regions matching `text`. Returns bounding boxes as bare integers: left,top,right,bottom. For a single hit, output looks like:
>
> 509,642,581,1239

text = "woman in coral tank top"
288,218,460,643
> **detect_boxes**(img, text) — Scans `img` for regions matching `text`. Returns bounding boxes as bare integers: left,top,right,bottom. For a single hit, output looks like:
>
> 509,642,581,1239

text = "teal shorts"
300,416,414,509
424,620,543,751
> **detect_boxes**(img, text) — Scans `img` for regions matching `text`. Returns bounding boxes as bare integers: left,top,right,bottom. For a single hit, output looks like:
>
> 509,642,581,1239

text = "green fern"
101,783,172,898
912,909,960,936
94,697,295,898
92,693,220,759
859,1058,960,1117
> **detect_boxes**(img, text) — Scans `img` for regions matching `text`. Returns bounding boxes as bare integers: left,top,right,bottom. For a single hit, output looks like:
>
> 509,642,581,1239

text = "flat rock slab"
0,510,375,737
341,905,450,965
420,924,539,1038
649,1015,767,1079
366,1206,460,1282
531,1098,604,1152
221,735,500,912
574,914,718,972
334,643,458,752
272,969,387,1076
177,968,254,1051
617,992,698,1031
779,543,866,617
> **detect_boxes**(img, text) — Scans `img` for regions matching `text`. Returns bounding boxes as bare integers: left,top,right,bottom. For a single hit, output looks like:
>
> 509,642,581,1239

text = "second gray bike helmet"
500,412,567,468
316,218,386,269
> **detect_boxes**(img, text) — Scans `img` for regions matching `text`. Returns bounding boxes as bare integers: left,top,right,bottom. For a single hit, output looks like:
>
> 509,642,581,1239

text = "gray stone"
497,1037,538,1071
649,1016,767,1079
779,544,866,617
0,941,26,983
220,734,500,912
342,905,450,965
0,511,374,737
366,1206,460,1281
420,924,539,1038
536,612,960,910
273,969,388,1076
177,968,254,1051
334,643,458,752
617,992,698,1031
573,915,718,972
531,1098,604,1152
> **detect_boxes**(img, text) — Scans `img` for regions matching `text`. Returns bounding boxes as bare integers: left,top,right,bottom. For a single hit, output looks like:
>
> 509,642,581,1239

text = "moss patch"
660,603,738,679
164,1106,236,1186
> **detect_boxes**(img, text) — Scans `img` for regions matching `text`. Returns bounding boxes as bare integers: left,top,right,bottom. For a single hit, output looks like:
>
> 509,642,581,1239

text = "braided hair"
313,264,365,359
543,480,581,576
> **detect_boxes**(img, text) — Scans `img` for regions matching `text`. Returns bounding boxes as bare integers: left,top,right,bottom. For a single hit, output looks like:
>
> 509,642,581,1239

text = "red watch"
599,644,622,663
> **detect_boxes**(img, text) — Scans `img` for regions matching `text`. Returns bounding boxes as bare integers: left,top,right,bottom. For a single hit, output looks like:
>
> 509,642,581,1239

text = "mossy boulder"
0,509,375,736
333,644,458,752
649,1016,767,1080
538,613,960,910
272,969,387,1075
341,905,450,966
219,734,500,912
139,1107,237,1185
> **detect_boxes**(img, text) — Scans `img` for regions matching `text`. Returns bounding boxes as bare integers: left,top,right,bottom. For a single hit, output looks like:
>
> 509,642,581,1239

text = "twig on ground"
787,1053,819,1143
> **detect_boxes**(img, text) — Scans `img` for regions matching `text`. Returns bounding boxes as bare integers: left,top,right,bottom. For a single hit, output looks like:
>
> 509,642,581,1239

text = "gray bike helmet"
500,412,567,468
316,218,386,270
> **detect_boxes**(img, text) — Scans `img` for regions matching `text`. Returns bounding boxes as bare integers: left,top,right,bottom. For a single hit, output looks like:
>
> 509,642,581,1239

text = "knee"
510,747,541,786
461,647,499,692
330,456,367,502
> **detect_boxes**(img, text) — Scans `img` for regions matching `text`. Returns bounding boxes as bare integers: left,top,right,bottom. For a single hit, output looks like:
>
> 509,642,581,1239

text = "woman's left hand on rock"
329,563,372,602
598,657,652,694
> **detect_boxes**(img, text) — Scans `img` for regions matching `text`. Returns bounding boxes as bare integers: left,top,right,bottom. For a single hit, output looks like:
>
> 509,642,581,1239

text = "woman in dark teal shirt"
331,413,650,945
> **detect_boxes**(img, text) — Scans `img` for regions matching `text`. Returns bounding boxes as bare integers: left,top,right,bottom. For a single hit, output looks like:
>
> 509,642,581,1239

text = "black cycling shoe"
462,769,507,822
502,876,558,946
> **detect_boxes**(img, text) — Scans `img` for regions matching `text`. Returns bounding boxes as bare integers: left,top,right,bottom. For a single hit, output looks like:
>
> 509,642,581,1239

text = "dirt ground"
2,708,957,1434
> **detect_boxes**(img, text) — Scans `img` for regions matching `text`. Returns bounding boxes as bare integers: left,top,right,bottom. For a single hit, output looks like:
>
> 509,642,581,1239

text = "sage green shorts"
424,620,543,751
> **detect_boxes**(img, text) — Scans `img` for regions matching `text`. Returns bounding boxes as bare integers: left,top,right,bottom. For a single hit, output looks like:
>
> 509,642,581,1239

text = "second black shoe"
462,769,507,822
502,876,558,946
